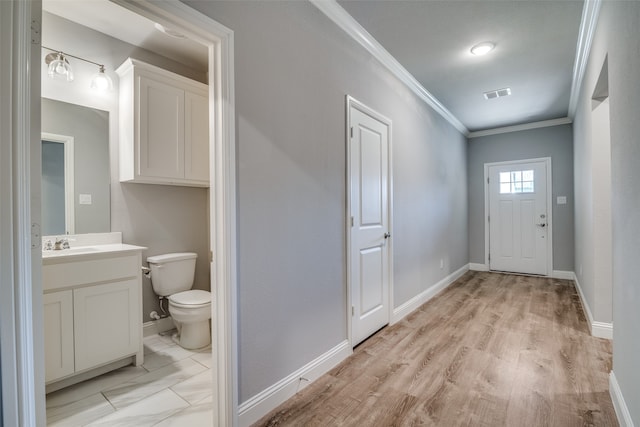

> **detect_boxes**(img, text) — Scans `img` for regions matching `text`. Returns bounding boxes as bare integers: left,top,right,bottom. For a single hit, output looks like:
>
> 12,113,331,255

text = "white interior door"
349,100,391,346
488,160,549,275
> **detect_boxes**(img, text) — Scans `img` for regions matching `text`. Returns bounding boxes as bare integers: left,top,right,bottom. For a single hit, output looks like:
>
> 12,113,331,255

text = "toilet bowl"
168,289,211,349
146,253,212,350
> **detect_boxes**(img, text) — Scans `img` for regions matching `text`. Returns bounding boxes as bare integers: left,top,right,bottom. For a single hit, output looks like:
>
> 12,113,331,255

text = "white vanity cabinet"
116,58,209,187
43,245,145,388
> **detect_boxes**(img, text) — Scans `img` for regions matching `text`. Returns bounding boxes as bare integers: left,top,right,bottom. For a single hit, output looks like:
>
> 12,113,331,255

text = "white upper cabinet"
117,58,209,187
184,91,209,182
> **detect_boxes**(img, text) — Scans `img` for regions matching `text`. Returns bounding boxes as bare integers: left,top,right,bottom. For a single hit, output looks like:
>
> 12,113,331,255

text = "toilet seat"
169,289,211,309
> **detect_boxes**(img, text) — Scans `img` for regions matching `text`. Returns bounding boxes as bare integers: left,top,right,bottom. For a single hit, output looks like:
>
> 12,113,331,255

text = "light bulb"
47,53,74,82
55,63,67,74
90,66,113,92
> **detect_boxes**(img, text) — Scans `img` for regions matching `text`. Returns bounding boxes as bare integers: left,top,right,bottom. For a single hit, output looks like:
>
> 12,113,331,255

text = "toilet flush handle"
141,266,151,278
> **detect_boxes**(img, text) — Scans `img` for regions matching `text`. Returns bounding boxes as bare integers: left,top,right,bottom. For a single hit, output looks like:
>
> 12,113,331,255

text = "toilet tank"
146,252,197,296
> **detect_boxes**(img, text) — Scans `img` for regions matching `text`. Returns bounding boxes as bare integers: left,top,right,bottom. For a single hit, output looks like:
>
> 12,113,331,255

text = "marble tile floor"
46,332,214,426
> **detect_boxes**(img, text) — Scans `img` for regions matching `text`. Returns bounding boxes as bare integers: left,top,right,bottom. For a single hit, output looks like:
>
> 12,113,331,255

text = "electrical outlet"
79,193,92,205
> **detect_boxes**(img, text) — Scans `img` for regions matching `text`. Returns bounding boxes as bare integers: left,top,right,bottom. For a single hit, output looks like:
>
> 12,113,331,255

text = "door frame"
345,95,394,347
112,2,238,424
1,0,44,424
3,1,238,425
483,157,553,275
41,132,75,235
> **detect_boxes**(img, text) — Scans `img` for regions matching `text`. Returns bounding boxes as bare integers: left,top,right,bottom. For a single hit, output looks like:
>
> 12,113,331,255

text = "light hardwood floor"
254,271,618,426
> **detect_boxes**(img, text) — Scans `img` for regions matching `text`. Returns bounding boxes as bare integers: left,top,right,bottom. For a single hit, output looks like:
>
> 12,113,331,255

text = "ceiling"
339,0,585,133
42,0,208,71
43,0,584,134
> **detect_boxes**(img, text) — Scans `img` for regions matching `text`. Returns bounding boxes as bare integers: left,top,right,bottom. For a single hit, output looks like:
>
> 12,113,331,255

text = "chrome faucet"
54,237,70,250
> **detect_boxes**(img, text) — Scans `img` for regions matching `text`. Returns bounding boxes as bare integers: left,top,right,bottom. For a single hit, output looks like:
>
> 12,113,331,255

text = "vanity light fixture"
45,52,74,82
43,46,114,92
90,65,114,92
470,41,495,56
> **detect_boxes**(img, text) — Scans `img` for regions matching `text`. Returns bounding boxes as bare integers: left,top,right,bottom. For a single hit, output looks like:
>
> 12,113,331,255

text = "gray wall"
573,17,613,326
183,0,468,404
467,125,574,271
42,12,210,322
573,1,640,423
42,98,110,234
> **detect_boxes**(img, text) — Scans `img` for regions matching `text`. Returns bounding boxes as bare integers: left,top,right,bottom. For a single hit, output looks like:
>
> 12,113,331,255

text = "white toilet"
146,252,211,350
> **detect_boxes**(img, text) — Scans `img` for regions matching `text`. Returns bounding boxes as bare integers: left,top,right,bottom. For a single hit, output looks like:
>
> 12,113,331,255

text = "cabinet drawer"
43,254,139,291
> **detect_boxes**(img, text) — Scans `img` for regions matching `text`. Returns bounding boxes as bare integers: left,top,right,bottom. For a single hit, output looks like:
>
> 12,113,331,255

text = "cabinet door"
184,91,209,183
138,75,185,179
73,279,140,372
44,291,74,382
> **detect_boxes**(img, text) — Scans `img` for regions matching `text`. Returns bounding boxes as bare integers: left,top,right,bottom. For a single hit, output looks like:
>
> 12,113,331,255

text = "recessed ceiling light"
470,42,495,56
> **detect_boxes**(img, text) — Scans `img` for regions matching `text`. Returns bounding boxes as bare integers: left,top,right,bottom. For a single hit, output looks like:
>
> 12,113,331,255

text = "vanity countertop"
42,232,146,265
42,243,147,264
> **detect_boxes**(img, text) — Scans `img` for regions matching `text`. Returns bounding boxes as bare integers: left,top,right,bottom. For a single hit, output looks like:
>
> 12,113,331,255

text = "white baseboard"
469,262,489,272
143,317,175,337
573,273,613,339
592,321,613,339
391,264,469,324
610,371,636,427
551,270,575,280
238,340,351,427
470,266,574,279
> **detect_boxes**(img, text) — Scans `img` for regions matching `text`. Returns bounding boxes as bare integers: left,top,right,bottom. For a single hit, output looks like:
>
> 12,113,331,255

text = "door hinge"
210,251,213,262
350,216,354,227
352,305,355,316
488,253,491,261
487,215,490,223
31,19,41,45
487,177,490,184
350,127,354,138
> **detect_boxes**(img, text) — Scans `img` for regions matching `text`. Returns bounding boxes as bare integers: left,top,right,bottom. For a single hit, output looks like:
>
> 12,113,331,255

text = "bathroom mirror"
41,98,110,235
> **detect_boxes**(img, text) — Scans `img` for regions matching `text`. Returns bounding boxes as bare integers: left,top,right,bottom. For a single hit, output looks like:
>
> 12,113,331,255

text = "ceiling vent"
483,87,512,100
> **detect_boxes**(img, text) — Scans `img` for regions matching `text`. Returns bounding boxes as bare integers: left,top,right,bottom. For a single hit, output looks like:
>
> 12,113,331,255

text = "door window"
499,170,534,194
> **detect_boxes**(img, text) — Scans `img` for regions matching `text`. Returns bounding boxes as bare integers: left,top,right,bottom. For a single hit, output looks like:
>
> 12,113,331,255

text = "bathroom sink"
42,247,101,257
61,247,100,254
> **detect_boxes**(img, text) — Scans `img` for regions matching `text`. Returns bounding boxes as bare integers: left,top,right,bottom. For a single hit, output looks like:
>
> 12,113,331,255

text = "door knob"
384,232,391,239
536,223,546,228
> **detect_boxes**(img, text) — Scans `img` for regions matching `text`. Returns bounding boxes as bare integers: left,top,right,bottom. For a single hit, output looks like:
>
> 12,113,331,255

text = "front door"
488,159,549,275
348,98,391,346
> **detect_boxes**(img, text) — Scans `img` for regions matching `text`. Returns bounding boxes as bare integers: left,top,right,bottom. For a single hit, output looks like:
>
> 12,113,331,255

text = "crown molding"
467,117,572,139
310,0,469,136
568,0,602,116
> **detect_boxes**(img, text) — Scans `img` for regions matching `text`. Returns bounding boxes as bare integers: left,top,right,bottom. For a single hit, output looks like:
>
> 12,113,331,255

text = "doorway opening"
586,54,613,331
10,1,237,425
